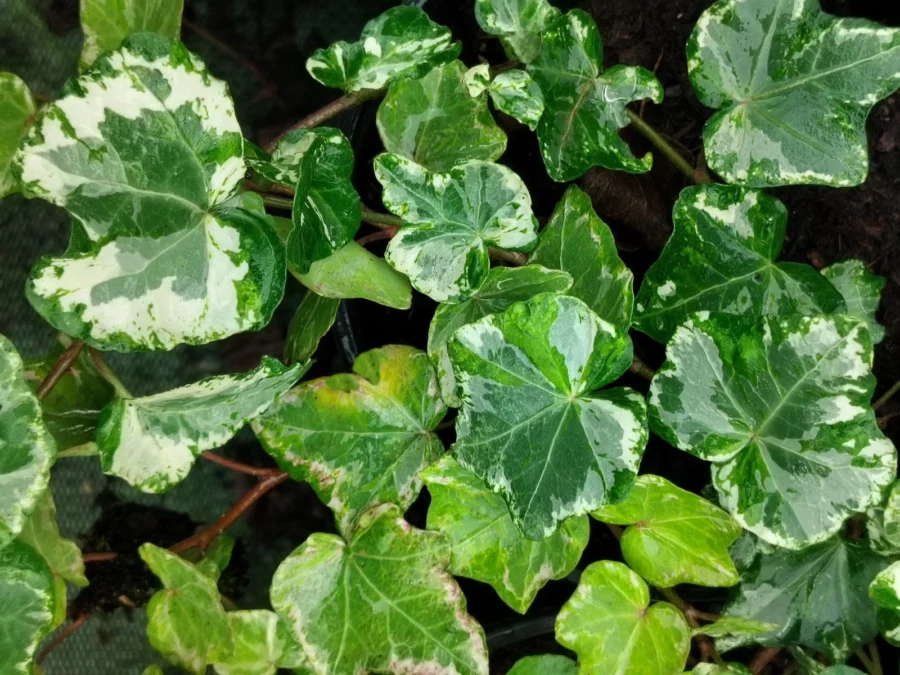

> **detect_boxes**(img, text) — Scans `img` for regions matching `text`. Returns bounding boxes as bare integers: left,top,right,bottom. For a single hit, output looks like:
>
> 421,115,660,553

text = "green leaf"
17,36,285,352
692,617,778,639
464,64,491,97
377,60,507,172
822,260,886,344
634,185,845,343
528,10,663,181
195,535,234,582
591,474,741,588
97,357,305,493
255,346,445,536
508,655,577,675
869,559,900,645
284,291,339,365
140,543,233,674
450,293,648,539
306,6,460,93
212,610,308,675
18,491,87,587
421,456,589,613
719,537,887,661
474,0,561,63
687,665,751,675
489,70,545,130
649,313,896,549
530,185,634,327
428,264,573,406
0,335,55,550
688,0,900,187
375,153,538,303
0,73,35,197
142,667,165,675
80,0,183,69
270,504,489,675
557,560,691,675
867,480,900,556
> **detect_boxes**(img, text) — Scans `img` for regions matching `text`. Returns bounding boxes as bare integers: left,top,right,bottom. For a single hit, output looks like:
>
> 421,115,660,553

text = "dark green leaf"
823,260,886,344
284,292,339,365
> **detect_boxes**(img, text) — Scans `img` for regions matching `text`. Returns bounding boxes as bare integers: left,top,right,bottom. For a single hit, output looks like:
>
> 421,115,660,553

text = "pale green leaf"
464,64,491,97
284,291,339,365
867,480,900,556
556,560,690,675
0,72,35,197
489,69,544,130
97,357,305,493
508,655,577,675
822,260,886,344
421,456,589,613
869,559,900,645
212,610,308,675
474,0,561,63
688,665,751,675
18,491,87,587
142,667,165,675
450,293,648,540
692,617,777,639
195,534,234,582
688,0,900,187
270,504,489,675
80,0,183,69
375,153,538,303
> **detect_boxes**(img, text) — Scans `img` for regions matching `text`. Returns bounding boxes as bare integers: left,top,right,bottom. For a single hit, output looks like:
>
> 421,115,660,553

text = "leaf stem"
874,380,900,411
360,203,403,229
36,613,91,664
82,552,118,563
201,451,282,477
260,193,294,210
88,348,131,398
35,339,84,400
855,641,883,675
356,227,399,247
629,354,656,381
626,109,704,184
748,647,780,674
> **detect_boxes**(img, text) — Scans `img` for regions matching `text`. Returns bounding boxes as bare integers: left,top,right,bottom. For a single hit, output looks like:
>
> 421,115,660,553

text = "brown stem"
82,552,118,563
36,340,84,400
201,451,282,478
489,249,528,266
36,613,91,664
629,354,656,381
749,647,780,674
874,380,900,411
356,227,398,247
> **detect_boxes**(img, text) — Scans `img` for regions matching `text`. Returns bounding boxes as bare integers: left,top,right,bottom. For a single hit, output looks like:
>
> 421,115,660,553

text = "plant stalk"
748,647,780,674
201,451,282,477
626,109,703,184
874,380,900,411
35,340,84,400
629,354,656,381
260,193,294,210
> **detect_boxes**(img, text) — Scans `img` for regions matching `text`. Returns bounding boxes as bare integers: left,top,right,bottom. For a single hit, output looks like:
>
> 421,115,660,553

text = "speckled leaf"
212,610,308,675
375,153,538,303
557,560,690,675
306,6,460,93
97,357,305,493
634,185,845,343
867,480,900,556
284,292,339,365
508,655,577,675
16,35,284,352
688,665,751,675
270,504,489,675
450,293,648,540
0,335,55,551
870,559,900,645
528,10,663,181
823,260,886,344
140,543,233,674
0,73,35,196
530,185,634,327
18,491,87,588
692,617,777,639
719,537,887,661
421,456,589,613
592,474,741,588
489,70,544,130
649,313,896,549
428,264,573,406
688,0,900,187
80,0,183,69
255,346,445,536
377,60,506,172
474,0,560,63
788,649,865,675
464,64,491,97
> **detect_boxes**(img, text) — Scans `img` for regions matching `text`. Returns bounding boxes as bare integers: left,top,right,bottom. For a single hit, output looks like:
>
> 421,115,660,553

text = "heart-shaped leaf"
528,10,663,181
508,655,577,675
19,491,87,588
634,185,845,343
79,0,183,69
475,0,561,63
688,0,900,187
822,260,886,344
867,480,900,556
17,35,284,352
212,610,308,675
284,291,339,365
0,73,35,196
375,154,538,303
557,560,691,675
421,456,589,613
270,504,489,675
489,70,545,130
450,293,648,539
255,346,445,536
306,6,460,93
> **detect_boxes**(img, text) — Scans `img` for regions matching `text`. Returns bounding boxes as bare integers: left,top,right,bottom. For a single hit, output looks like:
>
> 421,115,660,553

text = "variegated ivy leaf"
17,35,285,352
489,70,544,130
0,335,55,550
474,0,561,63
270,504,489,675
557,560,691,675
377,60,506,172
789,648,866,675
464,64,491,97
650,313,896,549
822,260,886,344
255,346,445,537
591,474,741,588
450,293,648,540
692,617,777,639
284,291,339,365
508,655,577,675
688,665,751,675
688,0,900,187
428,264,573,406
19,491,87,588
528,10,663,182
870,560,900,645
140,543,233,674
634,185,845,343
867,480,900,556
530,185,634,327
421,456,589,614
212,610,308,675
97,357,305,493
375,153,538,303
195,534,235,582
306,6,460,93
719,537,888,661
0,73,35,197
80,0,183,69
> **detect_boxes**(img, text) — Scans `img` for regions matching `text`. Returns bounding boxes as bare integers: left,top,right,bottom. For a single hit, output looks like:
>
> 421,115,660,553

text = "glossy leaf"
592,474,741,588
306,6,460,93
556,560,690,675
650,313,896,549
195,535,235,582
823,260,886,344
508,655,577,675
450,293,648,539
421,456,589,613
688,0,900,187
634,185,845,343
212,610,307,675
80,0,183,69
97,357,305,493
255,346,445,536
688,666,751,675
284,291,339,365
0,73,35,196
270,504,489,675
17,35,284,352
18,491,87,587
474,0,560,63
528,10,663,181
489,69,544,130
377,60,507,171
867,480,900,556
692,617,777,639
375,153,538,303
